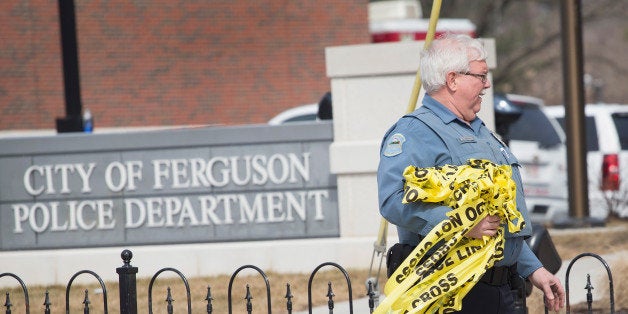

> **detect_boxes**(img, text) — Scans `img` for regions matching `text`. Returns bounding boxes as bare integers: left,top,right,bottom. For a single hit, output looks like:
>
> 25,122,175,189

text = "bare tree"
419,0,627,104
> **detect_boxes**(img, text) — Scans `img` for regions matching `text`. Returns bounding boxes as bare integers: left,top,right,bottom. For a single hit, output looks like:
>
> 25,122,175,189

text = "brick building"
0,1,370,131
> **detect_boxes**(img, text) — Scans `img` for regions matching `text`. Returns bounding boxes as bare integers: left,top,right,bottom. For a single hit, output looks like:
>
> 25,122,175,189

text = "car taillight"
601,154,620,191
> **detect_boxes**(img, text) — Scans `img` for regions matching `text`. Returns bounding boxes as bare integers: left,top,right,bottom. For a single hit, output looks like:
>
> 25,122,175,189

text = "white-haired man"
377,34,565,313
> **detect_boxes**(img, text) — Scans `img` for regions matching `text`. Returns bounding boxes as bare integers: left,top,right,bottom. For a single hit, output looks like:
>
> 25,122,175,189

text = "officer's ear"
446,72,458,91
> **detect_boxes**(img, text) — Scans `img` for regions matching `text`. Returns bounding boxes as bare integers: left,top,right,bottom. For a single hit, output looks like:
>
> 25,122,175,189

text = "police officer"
377,33,565,313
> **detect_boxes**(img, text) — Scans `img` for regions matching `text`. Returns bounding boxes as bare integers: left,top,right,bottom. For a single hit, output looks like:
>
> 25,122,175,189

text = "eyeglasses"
459,72,488,84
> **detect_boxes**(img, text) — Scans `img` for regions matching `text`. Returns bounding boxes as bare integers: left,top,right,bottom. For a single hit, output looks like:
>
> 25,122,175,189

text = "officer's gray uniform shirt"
377,94,542,278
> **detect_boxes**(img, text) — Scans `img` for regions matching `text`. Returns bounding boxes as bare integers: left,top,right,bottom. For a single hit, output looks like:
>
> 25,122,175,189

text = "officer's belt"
388,242,516,286
480,264,517,286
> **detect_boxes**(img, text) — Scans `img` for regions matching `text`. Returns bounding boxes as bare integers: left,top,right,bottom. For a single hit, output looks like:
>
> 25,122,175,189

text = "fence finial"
120,249,133,267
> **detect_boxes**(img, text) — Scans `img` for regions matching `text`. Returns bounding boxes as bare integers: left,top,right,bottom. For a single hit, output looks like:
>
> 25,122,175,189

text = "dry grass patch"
550,220,628,260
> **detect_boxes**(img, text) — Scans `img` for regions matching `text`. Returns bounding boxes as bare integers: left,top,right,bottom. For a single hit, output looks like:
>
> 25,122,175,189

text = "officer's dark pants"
454,281,515,314
386,243,519,313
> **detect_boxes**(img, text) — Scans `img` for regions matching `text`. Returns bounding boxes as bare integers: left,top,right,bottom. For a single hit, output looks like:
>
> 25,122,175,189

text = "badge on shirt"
458,136,476,143
383,133,406,157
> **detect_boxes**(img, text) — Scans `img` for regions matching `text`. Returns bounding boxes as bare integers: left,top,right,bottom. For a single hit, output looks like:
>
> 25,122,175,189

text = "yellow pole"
374,0,443,267
405,0,442,114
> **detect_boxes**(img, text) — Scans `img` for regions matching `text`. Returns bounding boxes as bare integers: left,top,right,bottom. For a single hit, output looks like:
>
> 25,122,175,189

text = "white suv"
545,104,628,219
494,94,569,224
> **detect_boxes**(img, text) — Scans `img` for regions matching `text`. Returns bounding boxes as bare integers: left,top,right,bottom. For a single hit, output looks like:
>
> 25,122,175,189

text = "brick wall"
0,1,370,131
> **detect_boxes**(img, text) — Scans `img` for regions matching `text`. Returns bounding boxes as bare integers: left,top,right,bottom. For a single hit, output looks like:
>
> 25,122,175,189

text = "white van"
545,104,628,219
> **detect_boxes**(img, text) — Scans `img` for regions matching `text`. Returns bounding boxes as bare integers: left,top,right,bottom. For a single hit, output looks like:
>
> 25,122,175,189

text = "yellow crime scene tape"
374,159,526,314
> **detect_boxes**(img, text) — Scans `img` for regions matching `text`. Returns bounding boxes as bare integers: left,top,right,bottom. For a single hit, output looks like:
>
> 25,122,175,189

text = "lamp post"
55,0,84,133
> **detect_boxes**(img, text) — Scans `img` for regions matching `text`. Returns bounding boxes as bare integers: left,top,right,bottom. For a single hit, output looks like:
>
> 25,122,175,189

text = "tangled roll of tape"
375,159,525,314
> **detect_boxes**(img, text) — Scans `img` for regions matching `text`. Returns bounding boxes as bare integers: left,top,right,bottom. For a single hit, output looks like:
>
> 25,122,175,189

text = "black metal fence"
561,252,616,314
1,249,378,313
1,249,617,313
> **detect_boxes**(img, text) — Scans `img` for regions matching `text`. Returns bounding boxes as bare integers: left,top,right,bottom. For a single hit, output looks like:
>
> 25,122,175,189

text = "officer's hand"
528,267,565,312
465,215,501,239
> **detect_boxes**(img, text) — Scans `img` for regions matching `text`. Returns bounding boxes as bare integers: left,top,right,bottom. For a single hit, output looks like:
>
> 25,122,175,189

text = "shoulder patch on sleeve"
383,133,406,157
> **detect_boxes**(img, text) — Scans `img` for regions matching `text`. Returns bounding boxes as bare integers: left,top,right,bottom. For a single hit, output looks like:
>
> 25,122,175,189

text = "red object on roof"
370,18,477,43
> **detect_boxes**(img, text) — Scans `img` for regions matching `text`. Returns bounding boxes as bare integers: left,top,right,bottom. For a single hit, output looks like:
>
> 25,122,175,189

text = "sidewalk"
295,297,371,314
